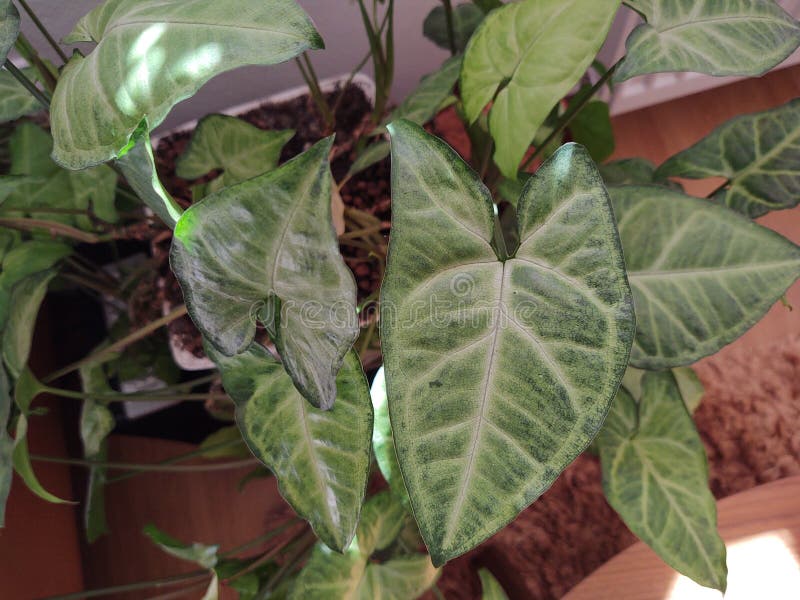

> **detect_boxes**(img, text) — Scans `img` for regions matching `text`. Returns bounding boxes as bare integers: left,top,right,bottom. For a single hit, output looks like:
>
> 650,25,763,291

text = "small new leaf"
144,523,219,569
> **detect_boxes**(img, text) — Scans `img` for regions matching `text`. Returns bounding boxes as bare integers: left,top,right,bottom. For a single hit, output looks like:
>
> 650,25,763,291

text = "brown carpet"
432,334,800,599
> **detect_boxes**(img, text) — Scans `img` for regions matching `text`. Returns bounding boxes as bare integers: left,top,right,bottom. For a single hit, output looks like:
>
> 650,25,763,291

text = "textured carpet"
432,334,800,599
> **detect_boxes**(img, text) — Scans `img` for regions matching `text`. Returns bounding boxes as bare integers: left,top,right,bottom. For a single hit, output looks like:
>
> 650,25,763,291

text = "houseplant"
2,0,800,597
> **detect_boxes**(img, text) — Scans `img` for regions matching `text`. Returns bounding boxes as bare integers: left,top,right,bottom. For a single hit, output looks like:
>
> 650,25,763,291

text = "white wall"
16,1,449,131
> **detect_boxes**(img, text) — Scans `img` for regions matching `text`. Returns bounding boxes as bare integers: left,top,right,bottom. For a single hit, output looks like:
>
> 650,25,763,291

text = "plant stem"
41,384,228,403
432,585,446,600
16,0,69,63
442,0,458,55
43,570,210,600
14,32,58,92
3,59,50,108
43,305,188,383
221,518,304,559
262,531,317,593
519,61,619,174
0,216,111,244
30,453,256,473
295,54,334,129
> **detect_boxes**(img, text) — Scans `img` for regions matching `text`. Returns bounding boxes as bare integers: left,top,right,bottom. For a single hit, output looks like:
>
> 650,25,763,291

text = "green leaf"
621,366,704,413
84,443,109,542
12,369,70,505
599,158,658,186
569,100,615,163
617,0,800,82
473,0,503,13
171,137,358,410
369,367,410,510
199,425,249,459
611,185,800,368
176,115,294,192
0,67,42,123
388,55,463,129
0,366,13,526
5,122,118,228
143,523,219,569
382,120,635,565
478,568,509,600
597,372,727,591
460,0,620,177
0,0,19,63
346,140,390,180
116,123,184,228
78,357,115,458
291,492,439,599
2,269,56,379
207,343,372,553
656,98,800,217
423,3,484,53
50,0,322,169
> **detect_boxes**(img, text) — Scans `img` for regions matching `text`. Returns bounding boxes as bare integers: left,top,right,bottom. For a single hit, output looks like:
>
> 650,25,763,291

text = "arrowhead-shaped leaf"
617,0,800,82
597,371,727,591
423,3,484,52
657,98,800,217
0,67,42,123
171,137,359,409
0,0,19,64
50,0,322,169
176,115,294,194
382,120,634,565
611,185,800,368
599,158,681,190
388,55,462,129
207,343,372,552
460,0,620,177
290,492,439,599
6,122,118,228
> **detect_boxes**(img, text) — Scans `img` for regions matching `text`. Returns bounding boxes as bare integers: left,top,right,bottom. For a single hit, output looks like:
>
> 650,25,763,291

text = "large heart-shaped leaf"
382,120,634,565
176,115,294,194
423,3,484,53
611,185,800,368
460,0,620,177
369,367,410,509
6,122,118,228
0,67,42,123
290,492,439,599
171,137,358,409
0,0,19,64
50,0,322,169
657,98,800,217
617,0,800,82
597,372,727,591
207,342,372,552
2,269,56,379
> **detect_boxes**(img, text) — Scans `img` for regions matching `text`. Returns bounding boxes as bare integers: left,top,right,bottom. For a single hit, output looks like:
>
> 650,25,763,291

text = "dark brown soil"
144,83,391,359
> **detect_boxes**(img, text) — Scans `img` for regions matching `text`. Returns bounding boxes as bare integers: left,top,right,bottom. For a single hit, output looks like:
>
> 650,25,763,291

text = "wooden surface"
564,476,800,599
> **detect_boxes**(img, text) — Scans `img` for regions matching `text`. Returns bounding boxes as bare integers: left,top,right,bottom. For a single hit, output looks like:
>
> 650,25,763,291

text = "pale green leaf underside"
50,0,322,169
598,372,727,591
176,114,294,190
369,367,411,509
460,0,620,177
611,185,800,368
291,492,439,600
0,67,42,124
6,122,118,228
617,0,800,82
208,342,372,553
171,138,358,409
382,120,634,565
657,97,800,217
478,568,509,600
0,0,19,64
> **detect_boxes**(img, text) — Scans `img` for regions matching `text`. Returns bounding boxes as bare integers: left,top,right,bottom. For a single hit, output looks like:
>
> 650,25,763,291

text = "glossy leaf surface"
611,185,800,368
657,98,800,217
171,137,357,409
0,67,42,123
598,372,727,591
0,0,19,63
383,120,634,564
291,492,439,599
176,115,294,193
50,0,322,169
461,0,620,177
618,0,800,82
208,343,372,552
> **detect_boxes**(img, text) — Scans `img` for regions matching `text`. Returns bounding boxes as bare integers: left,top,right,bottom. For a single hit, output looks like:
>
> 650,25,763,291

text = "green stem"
221,518,304,559
3,59,50,108
442,0,458,55
42,570,210,600
295,54,334,129
0,216,111,244
43,305,188,383
41,384,228,403
262,531,317,594
30,453,256,473
432,585,447,600
14,33,58,92
519,61,619,174
146,580,213,600
16,0,69,63
492,213,509,261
